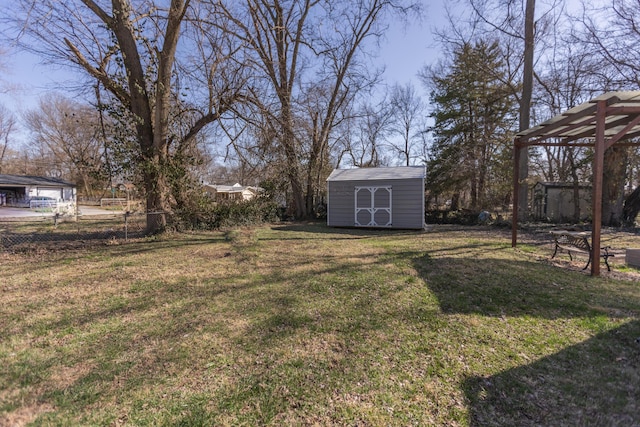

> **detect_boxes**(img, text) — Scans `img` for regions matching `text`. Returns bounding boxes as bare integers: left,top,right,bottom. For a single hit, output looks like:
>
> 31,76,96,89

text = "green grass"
1,223,639,426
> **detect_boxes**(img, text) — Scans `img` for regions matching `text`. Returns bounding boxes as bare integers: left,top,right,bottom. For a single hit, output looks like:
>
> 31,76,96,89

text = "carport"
512,91,640,276
0,174,76,206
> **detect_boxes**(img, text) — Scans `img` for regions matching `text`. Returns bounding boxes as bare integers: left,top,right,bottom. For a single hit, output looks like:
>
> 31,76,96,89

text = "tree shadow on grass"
412,247,640,425
463,319,640,426
412,251,640,320
269,221,425,239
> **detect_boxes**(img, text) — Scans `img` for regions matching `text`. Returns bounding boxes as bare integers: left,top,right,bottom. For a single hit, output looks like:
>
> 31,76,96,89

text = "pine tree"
427,40,517,211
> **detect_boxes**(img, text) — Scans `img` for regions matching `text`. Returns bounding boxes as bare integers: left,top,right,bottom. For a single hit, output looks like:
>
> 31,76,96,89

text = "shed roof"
0,174,76,187
533,181,590,189
327,166,425,182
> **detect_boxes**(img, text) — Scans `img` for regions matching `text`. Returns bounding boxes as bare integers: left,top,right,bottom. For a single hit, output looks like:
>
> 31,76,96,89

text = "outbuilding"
0,174,77,207
326,166,426,229
532,181,591,222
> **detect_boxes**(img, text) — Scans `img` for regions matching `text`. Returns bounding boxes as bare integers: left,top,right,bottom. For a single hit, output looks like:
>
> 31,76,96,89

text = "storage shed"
326,166,425,229
532,182,591,222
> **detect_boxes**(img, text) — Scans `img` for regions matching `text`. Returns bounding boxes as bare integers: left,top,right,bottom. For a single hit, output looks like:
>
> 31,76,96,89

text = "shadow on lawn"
411,251,640,319
463,319,640,426
269,221,425,238
411,247,640,425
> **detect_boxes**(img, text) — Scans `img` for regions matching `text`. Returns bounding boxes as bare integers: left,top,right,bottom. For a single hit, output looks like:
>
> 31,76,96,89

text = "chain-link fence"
0,211,147,251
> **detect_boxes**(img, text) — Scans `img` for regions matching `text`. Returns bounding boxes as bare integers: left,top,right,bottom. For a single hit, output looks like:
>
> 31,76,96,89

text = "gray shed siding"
327,175,425,229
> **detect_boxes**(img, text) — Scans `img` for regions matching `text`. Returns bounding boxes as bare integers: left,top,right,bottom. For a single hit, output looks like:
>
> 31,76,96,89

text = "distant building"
532,181,591,222
203,183,262,202
0,174,77,207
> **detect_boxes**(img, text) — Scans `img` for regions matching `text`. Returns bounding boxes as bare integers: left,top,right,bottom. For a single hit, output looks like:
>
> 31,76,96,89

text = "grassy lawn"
1,223,639,426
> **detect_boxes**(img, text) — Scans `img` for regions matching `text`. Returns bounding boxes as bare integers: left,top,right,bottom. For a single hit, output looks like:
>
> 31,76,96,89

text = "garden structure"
512,91,640,276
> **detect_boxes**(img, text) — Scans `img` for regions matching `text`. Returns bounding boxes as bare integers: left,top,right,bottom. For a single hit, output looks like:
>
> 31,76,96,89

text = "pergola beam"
605,114,640,149
518,104,597,140
564,115,638,141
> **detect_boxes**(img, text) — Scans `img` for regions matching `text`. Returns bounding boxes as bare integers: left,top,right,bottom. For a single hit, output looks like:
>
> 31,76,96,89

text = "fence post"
124,211,130,241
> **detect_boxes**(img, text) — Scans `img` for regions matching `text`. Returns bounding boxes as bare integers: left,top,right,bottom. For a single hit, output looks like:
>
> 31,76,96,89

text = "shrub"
172,196,281,231
425,209,480,225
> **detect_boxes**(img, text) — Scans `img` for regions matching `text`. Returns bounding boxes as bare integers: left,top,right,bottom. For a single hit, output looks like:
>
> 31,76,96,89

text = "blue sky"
0,0,447,144
378,1,446,89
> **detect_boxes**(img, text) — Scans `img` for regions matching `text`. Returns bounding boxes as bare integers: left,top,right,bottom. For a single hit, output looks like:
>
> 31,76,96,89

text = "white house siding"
0,174,77,206
203,183,261,202
29,186,64,200
327,167,425,229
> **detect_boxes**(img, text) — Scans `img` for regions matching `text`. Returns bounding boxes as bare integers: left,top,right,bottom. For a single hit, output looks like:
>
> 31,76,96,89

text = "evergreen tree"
426,40,517,211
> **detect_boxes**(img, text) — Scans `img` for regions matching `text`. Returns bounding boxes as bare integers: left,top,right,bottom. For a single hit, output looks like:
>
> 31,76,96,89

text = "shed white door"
354,186,392,227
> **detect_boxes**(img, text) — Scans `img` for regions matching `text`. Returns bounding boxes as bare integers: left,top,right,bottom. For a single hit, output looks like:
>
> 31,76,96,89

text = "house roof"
0,174,76,187
327,166,426,182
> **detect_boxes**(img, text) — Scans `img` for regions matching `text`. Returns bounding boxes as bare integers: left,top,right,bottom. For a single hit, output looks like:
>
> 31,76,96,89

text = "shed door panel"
354,186,392,227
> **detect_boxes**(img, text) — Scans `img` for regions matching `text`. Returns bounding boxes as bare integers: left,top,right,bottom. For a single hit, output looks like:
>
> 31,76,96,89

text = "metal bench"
550,230,615,271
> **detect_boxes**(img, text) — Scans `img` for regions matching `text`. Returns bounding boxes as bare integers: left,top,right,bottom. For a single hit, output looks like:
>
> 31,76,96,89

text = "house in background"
203,183,262,202
0,174,77,208
532,181,591,222
326,166,426,229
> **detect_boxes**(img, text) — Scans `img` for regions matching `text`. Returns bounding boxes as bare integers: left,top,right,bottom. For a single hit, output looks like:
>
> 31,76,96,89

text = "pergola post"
591,100,607,276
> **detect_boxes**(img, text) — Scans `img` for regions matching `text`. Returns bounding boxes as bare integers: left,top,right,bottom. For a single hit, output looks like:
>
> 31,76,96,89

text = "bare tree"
216,0,419,218
356,99,394,167
0,105,16,174
24,93,109,197
578,0,640,87
575,0,640,224
388,82,425,166
8,0,242,233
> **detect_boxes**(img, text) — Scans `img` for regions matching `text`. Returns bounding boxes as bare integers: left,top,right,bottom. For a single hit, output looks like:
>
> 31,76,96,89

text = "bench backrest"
557,233,591,252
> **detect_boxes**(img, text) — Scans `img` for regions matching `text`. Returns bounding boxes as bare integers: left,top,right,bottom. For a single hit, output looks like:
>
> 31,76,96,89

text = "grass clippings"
1,223,639,426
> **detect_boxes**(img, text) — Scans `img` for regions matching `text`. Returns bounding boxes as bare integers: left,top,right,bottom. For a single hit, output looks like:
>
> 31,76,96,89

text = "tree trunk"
623,186,640,225
602,146,627,226
142,150,170,233
451,192,460,211
470,169,478,210
281,117,306,219
305,113,323,218
568,148,581,222
518,0,535,220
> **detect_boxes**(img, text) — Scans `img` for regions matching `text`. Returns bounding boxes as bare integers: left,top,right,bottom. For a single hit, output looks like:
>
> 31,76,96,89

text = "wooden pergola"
512,91,640,276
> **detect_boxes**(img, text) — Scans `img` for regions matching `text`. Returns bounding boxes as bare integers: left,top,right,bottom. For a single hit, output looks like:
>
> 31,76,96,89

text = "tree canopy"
425,40,517,210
